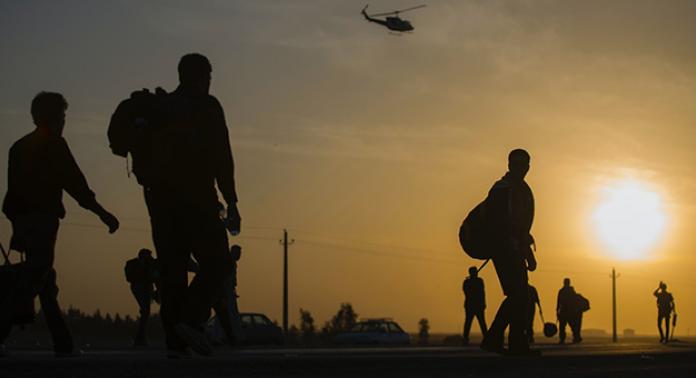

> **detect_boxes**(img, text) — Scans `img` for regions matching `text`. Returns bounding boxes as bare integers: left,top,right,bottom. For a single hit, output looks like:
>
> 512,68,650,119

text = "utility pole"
611,267,620,343
280,229,294,338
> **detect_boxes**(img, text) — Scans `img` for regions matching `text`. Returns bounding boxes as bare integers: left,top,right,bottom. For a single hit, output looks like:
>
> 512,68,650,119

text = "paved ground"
1,341,695,377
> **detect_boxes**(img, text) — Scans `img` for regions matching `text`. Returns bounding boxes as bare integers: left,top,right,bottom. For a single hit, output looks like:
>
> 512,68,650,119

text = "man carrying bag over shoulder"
0,92,119,358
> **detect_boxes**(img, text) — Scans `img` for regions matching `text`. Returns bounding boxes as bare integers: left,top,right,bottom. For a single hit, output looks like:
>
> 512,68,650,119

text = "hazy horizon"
2,0,696,336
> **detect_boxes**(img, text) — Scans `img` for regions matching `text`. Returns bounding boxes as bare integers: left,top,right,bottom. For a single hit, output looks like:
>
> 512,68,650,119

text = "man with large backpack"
479,149,538,356
125,248,159,346
1,92,120,357
110,53,241,358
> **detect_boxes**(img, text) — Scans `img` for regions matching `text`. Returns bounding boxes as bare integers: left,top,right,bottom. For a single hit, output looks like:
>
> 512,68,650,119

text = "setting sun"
593,180,667,260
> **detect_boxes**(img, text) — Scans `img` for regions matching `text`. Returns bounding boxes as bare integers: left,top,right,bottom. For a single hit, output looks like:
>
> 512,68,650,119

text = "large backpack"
124,258,140,283
108,88,168,186
576,293,590,312
458,200,495,260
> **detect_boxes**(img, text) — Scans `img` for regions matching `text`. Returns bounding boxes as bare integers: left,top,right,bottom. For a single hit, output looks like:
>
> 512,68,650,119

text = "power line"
294,238,696,287
0,216,278,242
3,216,695,286
1,216,283,232
296,238,462,265
615,272,696,289
297,238,587,275
289,228,456,257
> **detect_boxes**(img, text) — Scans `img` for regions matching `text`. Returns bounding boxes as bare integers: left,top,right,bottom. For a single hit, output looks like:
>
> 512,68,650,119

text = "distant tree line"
5,307,164,348
285,303,359,346
8,302,434,348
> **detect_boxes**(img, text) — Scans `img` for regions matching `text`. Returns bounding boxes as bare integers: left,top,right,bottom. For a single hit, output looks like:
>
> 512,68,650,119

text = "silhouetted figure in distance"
480,149,539,356
557,277,582,344
526,284,541,344
0,92,119,357
654,281,675,343
462,266,487,345
125,248,159,346
142,53,241,358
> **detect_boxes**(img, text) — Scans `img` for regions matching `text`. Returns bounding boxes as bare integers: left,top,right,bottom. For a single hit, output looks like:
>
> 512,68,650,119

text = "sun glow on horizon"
592,180,667,260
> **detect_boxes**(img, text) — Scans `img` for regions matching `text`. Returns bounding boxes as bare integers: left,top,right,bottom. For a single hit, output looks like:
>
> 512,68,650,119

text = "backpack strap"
476,258,490,273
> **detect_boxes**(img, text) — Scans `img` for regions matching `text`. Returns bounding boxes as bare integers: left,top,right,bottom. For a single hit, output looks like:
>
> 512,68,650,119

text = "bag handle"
0,241,10,266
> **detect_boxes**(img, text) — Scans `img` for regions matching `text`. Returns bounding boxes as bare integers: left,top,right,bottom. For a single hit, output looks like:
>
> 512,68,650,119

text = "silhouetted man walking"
0,92,119,357
526,284,541,344
462,266,487,345
654,281,675,343
480,149,538,356
125,248,159,346
557,277,581,344
143,54,241,358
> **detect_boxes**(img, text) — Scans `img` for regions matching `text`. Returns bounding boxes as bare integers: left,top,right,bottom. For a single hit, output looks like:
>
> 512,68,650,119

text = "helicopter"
361,4,426,33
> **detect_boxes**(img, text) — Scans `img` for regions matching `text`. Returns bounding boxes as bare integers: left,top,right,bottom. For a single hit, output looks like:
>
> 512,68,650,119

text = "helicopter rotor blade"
369,11,397,17
394,4,427,13
368,4,426,17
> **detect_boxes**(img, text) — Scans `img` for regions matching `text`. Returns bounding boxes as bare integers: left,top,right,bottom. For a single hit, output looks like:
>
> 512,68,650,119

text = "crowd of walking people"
0,53,682,359
462,270,591,351
462,271,676,352
459,150,677,355
1,54,242,358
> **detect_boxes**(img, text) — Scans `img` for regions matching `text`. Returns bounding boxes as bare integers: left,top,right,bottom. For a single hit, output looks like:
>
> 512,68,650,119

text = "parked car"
333,319,410,345
206,312,283,346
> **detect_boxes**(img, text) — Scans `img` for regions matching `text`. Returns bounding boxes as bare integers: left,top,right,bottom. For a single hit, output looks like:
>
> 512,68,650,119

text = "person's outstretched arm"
525,246,537,271
58,138,119,233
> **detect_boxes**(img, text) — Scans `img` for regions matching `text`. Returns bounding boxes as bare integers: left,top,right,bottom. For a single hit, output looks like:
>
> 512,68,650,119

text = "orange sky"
1,1,695,335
